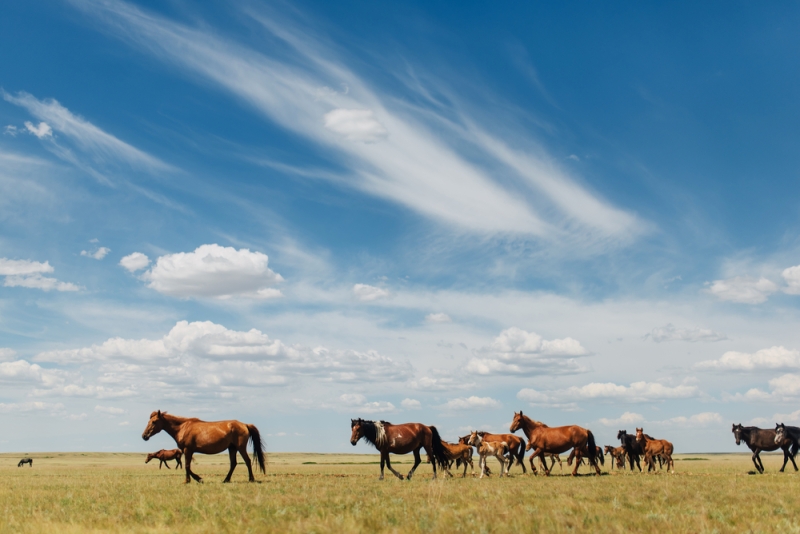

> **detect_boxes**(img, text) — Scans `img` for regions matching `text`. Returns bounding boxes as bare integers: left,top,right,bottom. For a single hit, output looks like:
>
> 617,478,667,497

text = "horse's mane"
358,420,389,449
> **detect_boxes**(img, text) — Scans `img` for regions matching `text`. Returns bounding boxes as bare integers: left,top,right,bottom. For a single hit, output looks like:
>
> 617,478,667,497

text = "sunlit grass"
0,452,798,532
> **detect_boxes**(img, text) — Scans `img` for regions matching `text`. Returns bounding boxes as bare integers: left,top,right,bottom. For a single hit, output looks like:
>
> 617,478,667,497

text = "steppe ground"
0,451,798,533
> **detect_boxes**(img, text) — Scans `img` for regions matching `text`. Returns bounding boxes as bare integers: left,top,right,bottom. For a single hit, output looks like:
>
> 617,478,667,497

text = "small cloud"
118,421,130,426
323,109,387,143
81,247,110,260
401,398,421,410
425,313,451,324
646,324,726,343
95,405,126,415
442,396,501,411
68,413,88,421
4,125,18,136
338,393,395,414
705,276,777,304
352,283,389,302
567,154,580,161
0,257,80,292
24,121,52,139
598,412,644,427
782,265,800,295
119,252,150,272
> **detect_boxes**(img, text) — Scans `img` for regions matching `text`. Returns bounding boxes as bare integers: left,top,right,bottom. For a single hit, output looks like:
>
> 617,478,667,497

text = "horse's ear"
519,411,523,416
157,410,161,417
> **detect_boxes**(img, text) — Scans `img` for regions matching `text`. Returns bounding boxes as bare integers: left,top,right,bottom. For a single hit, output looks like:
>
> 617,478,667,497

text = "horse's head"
467,430,481,447
634,427,644,442
457,434,470,445
617,430,627,442
604,445,614,455
775,423,786,445
732,423,743,445
142,410,166,441
350,418,364,446
145,453,155,463
510,411,523,432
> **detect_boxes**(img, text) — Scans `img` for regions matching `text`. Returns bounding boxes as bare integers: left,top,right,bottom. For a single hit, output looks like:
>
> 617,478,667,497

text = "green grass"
0,452,799,533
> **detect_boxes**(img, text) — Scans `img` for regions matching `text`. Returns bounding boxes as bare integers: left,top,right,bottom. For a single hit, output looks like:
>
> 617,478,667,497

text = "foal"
635,428,674,473
145,449,183,469
468,431,509,478
441,440,474,477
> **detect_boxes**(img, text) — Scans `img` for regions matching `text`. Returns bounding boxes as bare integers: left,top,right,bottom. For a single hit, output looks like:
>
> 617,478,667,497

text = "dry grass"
1,452,799,533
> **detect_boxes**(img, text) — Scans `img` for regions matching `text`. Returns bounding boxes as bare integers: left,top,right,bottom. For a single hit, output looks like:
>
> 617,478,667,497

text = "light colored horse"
468,431,509,478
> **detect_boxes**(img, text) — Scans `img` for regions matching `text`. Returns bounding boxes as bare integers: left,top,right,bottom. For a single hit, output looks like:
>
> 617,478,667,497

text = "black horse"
17,458,32,467
617,430,644,471
732,423,798,473
775,423,800,458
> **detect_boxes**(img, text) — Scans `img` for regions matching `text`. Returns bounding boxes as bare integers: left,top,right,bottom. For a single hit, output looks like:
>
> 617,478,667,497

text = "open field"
1,452,799,533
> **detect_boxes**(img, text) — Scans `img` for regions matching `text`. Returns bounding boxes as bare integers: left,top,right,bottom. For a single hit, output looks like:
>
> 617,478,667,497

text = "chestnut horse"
441,440,474,477
510,411,600,476
634,428,674,473
475,431,527,474
142,411,265,484
350,419,449,480
145,449,183,469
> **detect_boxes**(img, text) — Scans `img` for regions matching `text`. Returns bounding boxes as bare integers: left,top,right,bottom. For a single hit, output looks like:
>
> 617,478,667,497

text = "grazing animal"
604,445,626,469
142,410,265,484
635,428,674,473
17,458,32,467
774,423,800,458
617,430,645,471
510,411,600,476
733,423,797,473
350,419,448,480
467,431,509,478
145,449,183,470
441,440,474,477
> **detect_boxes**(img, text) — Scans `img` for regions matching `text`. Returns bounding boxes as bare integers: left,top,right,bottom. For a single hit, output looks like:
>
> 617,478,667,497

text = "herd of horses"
10,411,800,482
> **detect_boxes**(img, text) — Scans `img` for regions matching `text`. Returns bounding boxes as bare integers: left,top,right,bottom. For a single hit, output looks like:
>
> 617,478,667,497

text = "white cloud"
0,401,64,414
338,393,395,414
0,349,17,362
408,376,475,391
401,398,421,410
647,323,726,343
95,405,126,415
695,346,800,372
706,276,777,304
0,257,80,292
425,312,451,323
323,109,387,143
661,412,722,426
465,327,588,376
352,283,389,302
598,412,644,427
782,265,800,295
562,381,699,402
81,247,110,260
0,258,54,276
4,125,19,136
141,244,283,299
118,421,130,426
24,121,53,139
0,360,65,387
68,413,88,421
442,396,501,411
771,409,800,423
516,388,550,404
119,252,150,272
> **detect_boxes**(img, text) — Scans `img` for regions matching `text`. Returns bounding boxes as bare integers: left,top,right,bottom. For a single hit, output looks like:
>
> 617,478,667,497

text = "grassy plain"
0,451,799,533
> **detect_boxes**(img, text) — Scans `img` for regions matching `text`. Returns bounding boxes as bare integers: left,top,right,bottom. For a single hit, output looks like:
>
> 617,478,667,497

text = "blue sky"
2,0,800,454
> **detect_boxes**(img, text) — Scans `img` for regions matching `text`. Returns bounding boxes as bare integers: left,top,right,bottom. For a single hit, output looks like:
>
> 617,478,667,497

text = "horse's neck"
161,414,189,441
521,416,540,437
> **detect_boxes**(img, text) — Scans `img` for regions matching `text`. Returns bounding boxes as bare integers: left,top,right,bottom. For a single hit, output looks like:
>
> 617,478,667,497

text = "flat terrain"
0,452,799,533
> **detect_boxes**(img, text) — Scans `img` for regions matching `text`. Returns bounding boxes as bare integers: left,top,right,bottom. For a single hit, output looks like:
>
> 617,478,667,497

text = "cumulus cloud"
598,412,644,427
24,121,53,139
81,247,110,260
661,412,722,426
338,393,395,414
95,405,126,415
782,265,800,295
323,109,387,143
0,257,80,292
0,348,17,362
401,398,421,410
442,396,501,411
119,252,150,272
425,313,451,323
695,346,800,372
352,283,389,302
0,360,66,387
141,244,283,299
646,323,726,343
465,327,588,376
563,381,699,402
706,276,777,304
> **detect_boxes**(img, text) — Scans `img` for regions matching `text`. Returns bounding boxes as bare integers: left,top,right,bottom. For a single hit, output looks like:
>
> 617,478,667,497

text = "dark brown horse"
733,423,797,473
142,410,265,484
617,429,645,471
775,423,800,458
145,449,183,469
350,419,449,480
635,428,674,473
510,411,600,476
17,458,32,467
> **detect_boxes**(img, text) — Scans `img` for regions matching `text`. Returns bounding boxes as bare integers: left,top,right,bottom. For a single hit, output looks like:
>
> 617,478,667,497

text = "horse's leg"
529,453,538,475
176,456,182,469
532,448,550,476
384,453,404,480
751,449,763,473
407,447,422,480
184,450,201,483
780,447,789,473
239,446,255,482
379,453,386,480
791,448,799,472
571,450,580,476
223,446,238,483
158,459,163,470
479,454,486,479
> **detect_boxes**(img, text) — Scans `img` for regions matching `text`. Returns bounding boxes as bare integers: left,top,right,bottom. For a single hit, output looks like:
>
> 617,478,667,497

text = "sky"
2,0,800,454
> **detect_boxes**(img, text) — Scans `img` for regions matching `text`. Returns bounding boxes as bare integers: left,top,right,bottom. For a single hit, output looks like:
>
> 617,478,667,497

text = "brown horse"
733,423,797,473
441,440,474,477
458,433,559,474
604,445,626,469
142,411,265,484
145,449,183,469
350,419,449,480
635,428,674,473
567,445,604,467
510,411,600,476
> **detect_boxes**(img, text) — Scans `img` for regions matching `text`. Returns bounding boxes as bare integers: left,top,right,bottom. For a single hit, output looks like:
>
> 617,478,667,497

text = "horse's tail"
597,446,605,466
517,437,527,465
247,424,267,474
429,426,450,469
586,431,598,465
792,438,799,459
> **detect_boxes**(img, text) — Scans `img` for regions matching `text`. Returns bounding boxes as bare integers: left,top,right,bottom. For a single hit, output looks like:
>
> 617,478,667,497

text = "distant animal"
142,410,265,484
350,418,448,480
604,445,626,469
467,431,509,478
17,458,32,467
510,411,600,476
774,423,800,458
440,440,474,478
145,449,183,469
475,431,528,474
568,445,604,467
635,428,674,473
732,423,797,474
617,429,645,471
